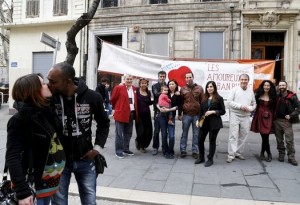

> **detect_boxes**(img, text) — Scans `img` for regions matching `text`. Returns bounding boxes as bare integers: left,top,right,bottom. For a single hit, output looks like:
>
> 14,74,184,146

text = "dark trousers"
152,112,161,149
273,119,295,159
198,128,220,160
135,114,153,149
260,134,271,154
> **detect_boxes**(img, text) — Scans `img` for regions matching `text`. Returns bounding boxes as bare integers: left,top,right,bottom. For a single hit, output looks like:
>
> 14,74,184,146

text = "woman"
251,80,276,162
6,73,65,205
135,78,153,153
195,81,225,167
159,79,181,159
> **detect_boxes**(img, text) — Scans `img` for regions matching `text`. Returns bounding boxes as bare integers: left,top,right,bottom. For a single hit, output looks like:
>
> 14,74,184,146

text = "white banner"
161,61,254,100
98,42,254,99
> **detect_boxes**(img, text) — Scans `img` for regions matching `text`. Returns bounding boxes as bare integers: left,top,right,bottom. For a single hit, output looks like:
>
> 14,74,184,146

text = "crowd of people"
5,62,300,205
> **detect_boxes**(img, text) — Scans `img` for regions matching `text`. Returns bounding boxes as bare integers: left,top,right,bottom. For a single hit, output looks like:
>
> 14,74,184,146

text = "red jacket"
111,84,139,123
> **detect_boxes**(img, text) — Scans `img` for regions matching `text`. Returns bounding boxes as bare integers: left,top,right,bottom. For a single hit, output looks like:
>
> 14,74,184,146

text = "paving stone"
192,184,221,197
163,173,193,195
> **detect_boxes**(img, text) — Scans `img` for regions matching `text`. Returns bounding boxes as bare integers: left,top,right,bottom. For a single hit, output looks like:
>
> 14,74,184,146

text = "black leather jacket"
6,102,63,200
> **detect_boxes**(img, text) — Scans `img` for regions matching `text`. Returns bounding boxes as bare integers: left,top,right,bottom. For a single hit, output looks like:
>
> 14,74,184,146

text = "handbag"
198,116,206,128
94,153,108,175
0,151,36,205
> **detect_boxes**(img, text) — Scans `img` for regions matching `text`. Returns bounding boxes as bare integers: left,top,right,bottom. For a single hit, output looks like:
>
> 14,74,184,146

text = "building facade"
3,0,300,110
4,0,88,110
87,0,300,93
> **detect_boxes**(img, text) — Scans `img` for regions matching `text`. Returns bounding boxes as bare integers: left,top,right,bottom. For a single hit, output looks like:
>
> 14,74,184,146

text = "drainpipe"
229,4,235,59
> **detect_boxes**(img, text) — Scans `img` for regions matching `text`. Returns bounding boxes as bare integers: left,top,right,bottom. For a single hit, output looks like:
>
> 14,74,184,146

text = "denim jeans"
159,113,175,155
115,112,134,155
152,112,161,149
51,158,97,205
180,114,199,153
37,197,51,205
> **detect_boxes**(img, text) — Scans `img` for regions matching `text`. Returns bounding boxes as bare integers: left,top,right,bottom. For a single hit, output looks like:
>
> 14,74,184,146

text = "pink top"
158,93,171,107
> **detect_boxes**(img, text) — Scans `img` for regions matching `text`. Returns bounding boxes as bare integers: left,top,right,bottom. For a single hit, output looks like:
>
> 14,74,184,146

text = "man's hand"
285,115,290,120
240,106,250,112
178,115,183,121
82,149,99,160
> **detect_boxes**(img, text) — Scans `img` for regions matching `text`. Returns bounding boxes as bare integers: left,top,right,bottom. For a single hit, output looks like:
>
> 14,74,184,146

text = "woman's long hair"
204,81,220,102
138,78,149,93
255,80,277,110
12,73,49,107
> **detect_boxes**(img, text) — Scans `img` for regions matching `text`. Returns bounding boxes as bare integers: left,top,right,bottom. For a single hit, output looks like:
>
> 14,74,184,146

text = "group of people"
6,62,109,205
5,64,300,205
110,71,300,169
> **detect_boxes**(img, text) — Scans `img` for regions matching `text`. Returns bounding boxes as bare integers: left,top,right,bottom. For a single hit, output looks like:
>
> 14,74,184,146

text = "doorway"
96,35,122,90
251,32,285,84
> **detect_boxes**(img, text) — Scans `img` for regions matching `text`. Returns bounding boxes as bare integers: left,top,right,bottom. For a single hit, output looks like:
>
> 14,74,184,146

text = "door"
33,52,53,82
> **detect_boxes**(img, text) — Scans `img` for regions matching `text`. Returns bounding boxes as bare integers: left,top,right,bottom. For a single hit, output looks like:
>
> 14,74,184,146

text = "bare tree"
65,0,100,66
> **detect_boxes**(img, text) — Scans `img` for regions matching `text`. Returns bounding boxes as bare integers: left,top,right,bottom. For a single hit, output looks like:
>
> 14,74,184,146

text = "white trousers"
228,113,250,159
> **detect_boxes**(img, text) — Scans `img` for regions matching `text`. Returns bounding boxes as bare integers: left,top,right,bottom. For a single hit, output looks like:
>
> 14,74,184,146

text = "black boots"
265,153,272,162
205,159,213,167
195,155,205,164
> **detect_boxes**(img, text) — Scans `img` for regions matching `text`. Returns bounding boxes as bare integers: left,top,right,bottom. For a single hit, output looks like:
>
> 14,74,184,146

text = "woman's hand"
205,110,215,116
160,107,169,113
18,195,34,205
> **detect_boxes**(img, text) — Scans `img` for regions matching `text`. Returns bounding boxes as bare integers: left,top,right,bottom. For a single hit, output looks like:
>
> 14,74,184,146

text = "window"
150,0,168,4
26,0,39,17
199,32,223,59
53,0,68,16
102,0,118,8
145,33,168,56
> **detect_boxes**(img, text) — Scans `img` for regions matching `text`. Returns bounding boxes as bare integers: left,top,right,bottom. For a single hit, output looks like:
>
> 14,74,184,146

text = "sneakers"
236,155,245,160
226,157,234,163
288,158,298,166
123,150,134,156
152,148,158,155
278,155,284,162
180,151,187,158
116,153,124,159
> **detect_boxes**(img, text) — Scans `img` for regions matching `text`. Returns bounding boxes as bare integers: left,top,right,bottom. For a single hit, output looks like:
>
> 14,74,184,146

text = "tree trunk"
65,0,101,66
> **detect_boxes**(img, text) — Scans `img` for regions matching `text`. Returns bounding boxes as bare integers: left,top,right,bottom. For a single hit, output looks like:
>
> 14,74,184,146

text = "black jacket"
199,95,226,130
152,81,167,114
6,102,62,200
275,90,300,123
52,78,110,160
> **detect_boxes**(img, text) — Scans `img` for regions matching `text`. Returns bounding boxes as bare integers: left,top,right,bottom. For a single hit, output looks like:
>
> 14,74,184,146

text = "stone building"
87,0,300,92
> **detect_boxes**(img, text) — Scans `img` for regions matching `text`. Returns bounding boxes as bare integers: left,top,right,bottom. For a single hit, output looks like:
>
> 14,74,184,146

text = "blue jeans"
115,112,134,155
105,103,112,115
37,197,51,205
51,159,97,205
159,113,175,155
152,112,161,149
180,114,199,153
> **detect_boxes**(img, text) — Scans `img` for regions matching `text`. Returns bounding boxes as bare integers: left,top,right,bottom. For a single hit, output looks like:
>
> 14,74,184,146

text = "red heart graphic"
168,66,192,87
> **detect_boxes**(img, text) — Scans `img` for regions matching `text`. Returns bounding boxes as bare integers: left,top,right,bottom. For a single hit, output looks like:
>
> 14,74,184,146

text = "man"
227,74,256,163
273,80,300,166
151,71,167,155
95,77,111,115
47,62,110,205
179,72,204,159
110,74,138,159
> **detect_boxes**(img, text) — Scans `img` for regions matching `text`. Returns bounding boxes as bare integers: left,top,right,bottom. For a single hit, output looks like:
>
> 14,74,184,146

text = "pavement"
1,103,300,205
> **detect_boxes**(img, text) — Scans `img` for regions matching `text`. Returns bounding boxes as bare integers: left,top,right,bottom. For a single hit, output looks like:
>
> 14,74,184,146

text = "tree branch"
65,0,100,65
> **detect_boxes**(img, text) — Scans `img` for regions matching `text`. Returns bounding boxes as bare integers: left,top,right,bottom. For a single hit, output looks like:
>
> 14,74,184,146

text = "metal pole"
52,37,59,65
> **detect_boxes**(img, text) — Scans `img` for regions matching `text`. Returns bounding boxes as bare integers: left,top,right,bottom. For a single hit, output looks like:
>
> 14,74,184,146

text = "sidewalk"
1,104,300,205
